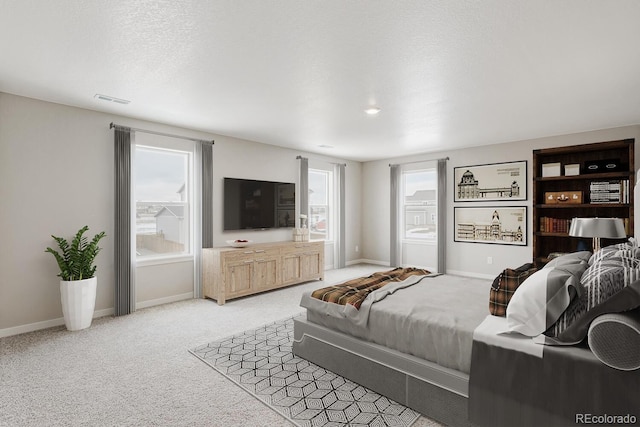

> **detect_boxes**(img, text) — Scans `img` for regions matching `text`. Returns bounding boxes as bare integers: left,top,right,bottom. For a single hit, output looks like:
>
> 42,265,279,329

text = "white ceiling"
2,1,640,161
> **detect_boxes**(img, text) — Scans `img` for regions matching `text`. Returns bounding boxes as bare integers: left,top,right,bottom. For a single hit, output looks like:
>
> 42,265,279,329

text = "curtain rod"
297,155,346,167
110,122,214,144
389,156,449,167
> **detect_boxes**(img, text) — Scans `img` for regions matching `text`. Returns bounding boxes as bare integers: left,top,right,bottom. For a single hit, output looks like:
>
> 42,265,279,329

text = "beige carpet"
0,264,443,427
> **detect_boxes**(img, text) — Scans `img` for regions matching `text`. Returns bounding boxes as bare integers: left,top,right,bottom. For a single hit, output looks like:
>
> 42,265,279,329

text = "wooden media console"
203,240,324,304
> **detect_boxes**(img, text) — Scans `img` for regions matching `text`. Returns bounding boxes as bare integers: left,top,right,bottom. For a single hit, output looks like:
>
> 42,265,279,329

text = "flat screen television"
223,177,296,230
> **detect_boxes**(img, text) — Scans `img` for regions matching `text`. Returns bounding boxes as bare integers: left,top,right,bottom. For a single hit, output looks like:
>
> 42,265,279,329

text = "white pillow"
506,263,587,337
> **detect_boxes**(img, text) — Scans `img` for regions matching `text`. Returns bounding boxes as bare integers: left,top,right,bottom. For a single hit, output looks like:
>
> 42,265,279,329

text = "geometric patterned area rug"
189,316,420,427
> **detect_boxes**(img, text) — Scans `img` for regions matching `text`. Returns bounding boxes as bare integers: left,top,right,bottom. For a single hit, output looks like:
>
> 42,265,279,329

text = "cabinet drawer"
282,242,320,255
221,249,257,261
252,247,280,257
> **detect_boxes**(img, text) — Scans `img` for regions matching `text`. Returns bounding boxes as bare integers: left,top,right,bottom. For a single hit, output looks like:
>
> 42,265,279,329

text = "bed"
294,268,489,426
292,262,640,426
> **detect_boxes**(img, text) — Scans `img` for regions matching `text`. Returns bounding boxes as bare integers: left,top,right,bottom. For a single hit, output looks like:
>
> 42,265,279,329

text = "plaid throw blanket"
311,267,431,310
489,263,537,317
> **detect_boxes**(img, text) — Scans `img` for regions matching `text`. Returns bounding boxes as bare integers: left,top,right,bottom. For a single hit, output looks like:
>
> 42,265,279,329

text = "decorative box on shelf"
541,162,562,177
564,164,580,176
583,158,623,174
544,191,583,204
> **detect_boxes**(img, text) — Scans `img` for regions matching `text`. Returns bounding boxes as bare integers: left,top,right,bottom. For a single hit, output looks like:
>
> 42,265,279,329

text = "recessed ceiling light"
94,94,131,105
365,107,381,115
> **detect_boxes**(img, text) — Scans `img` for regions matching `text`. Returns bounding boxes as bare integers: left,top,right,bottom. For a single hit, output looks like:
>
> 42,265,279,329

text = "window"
402,168,437,242
135,145,192,259
309,169,333,240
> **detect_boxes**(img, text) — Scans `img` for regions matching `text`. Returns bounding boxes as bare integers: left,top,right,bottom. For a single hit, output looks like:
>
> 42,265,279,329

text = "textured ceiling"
2,1,640,161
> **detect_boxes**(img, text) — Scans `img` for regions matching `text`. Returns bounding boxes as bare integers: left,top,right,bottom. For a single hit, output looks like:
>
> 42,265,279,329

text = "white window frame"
309,168,334,242
134,143,194,265
401,167,437,244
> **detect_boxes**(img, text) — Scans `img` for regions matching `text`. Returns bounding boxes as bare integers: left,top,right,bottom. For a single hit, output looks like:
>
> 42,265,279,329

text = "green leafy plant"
45,226,106,281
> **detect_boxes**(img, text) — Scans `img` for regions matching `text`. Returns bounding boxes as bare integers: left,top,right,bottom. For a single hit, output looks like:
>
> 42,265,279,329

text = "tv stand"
202,240,324,304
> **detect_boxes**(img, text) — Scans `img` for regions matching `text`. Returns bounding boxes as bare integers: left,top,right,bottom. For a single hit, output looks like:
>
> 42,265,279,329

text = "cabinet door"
253,256,279,291
223,259,253,298
301,251,322,280
282,253,302,284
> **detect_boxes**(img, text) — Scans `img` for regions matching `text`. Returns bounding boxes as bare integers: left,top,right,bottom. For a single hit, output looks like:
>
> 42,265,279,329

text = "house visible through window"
402,168,437,241
309,169,332,240
135,145,192,258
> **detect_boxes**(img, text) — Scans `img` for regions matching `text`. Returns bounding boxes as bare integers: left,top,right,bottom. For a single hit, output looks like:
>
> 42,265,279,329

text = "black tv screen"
223,178,296,230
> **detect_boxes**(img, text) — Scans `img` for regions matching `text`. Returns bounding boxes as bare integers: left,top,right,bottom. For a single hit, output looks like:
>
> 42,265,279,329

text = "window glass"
309,169,331,240
135,146,191,258
402,169,437,241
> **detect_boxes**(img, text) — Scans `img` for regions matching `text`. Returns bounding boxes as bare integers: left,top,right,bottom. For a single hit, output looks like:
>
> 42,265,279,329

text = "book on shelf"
539,217,630,236
539,217,572,233
589,179,629,204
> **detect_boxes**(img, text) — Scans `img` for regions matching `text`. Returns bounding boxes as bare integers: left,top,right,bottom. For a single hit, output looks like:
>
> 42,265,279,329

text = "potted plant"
45,226,106,331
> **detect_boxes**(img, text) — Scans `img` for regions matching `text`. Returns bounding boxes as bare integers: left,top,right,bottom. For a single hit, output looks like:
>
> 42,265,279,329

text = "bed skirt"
292,316,476,427
469,318,640,427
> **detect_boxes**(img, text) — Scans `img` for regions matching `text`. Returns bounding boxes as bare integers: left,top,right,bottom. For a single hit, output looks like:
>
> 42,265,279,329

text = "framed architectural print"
454,161,527,202
454,206,527,245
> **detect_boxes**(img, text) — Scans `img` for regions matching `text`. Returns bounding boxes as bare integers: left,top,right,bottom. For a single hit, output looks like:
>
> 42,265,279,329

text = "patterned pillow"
489,263,537,317
588,242,640,265
536,255,640,345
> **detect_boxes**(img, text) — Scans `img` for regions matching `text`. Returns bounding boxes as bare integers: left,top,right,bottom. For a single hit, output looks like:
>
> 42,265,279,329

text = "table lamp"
569,217,626,252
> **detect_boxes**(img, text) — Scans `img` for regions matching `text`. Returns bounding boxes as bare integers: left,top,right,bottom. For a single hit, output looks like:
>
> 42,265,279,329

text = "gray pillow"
535,256,640,345
543,251,591,269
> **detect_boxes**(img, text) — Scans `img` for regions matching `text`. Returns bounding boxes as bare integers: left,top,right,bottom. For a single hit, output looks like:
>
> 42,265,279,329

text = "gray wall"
361,126,640,278
2,90,638,336
0,92,361,335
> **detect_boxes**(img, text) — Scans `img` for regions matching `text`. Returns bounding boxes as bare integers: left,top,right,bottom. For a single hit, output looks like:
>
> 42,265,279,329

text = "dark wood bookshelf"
532,139,634,267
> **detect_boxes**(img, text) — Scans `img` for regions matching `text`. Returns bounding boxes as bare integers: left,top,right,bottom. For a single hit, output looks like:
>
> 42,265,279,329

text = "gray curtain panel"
298,156,309,221
335,163,346,269
389,164,401,267
437,158,447,273
201,142,214,248
113,126,135,316
193,141,213,299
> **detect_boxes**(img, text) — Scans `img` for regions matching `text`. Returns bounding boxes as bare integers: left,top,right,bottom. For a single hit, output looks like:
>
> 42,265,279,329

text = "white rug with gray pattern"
190,317,420,427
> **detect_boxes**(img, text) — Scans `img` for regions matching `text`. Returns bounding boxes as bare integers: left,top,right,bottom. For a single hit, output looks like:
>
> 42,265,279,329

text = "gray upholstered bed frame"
292,315,475,427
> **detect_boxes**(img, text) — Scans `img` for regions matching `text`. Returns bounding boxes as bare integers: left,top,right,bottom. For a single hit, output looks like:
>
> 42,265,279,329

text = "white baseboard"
135,292,193,310
0,307,114,338
346,258,389,267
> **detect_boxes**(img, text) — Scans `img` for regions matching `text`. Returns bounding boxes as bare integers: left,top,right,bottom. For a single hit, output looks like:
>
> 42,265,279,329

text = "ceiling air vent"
94,94,130,105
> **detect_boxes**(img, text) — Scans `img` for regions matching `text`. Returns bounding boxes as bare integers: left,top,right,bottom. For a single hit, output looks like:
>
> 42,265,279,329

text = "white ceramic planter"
60,277,97,331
